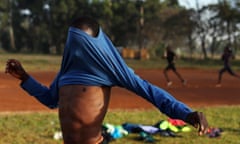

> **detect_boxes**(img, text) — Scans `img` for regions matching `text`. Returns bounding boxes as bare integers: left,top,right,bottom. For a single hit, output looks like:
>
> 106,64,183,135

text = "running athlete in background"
216,45,240,87
163,45,186,87
6,16,208,144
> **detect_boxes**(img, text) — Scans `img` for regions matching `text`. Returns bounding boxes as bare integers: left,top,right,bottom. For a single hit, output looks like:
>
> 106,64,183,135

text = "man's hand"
185,111,208,136
5,59,29,82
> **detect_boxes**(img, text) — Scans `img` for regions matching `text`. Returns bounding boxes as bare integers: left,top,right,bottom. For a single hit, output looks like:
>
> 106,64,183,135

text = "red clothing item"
168,118,186,126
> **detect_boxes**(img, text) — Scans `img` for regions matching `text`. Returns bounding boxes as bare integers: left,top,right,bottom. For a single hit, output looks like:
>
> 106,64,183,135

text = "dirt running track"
0,68,240,112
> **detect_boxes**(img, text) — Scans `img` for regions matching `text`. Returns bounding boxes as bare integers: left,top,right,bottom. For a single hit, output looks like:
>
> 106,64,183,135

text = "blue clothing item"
21,27,193,120
21,74,59,109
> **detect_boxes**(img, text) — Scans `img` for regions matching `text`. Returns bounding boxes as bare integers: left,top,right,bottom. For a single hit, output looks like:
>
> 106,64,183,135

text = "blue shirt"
21,27,193,120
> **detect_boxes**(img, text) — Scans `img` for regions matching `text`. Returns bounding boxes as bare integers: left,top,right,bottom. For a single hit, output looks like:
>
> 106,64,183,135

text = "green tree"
208,0,240,54
0,0,17,52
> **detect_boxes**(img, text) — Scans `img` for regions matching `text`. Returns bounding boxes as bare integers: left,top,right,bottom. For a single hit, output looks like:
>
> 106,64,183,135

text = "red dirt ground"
0,68,240,112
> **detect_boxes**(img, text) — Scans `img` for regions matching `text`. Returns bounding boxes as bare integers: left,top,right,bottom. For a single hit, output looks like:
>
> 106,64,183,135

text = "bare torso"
59,85,111,144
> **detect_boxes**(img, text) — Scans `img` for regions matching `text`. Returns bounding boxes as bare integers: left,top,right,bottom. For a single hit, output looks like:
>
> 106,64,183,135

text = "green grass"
2,53,240,72
0,53,62,71
125,57,240,70
1,53,240,71
0,106,240,144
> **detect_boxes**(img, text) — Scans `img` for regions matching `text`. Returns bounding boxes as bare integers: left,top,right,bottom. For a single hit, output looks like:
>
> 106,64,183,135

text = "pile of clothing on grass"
101,118,191,143
101,118,223,144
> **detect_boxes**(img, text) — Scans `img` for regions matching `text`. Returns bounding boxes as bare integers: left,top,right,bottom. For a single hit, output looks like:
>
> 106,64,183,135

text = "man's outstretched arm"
5,59,59,108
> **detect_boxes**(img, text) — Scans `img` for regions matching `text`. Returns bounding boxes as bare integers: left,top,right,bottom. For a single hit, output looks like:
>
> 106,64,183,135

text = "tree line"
0,0,240,59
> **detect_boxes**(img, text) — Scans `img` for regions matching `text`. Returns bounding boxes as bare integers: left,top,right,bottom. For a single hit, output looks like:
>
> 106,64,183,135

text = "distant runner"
163,45,186,86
